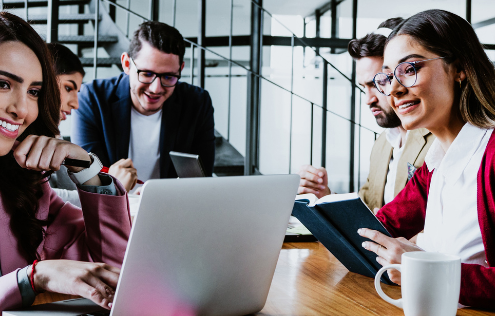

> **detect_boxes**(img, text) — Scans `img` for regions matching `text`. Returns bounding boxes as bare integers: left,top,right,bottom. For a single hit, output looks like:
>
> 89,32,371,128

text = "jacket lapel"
159,90,181,178
110,75,132,162
394,128,429,195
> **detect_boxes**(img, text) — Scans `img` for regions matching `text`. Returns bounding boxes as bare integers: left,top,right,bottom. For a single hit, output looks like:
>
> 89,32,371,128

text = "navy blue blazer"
72,73,215,178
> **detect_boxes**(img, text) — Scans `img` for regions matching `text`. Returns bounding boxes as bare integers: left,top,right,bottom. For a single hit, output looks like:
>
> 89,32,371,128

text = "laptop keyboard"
76,312,110,316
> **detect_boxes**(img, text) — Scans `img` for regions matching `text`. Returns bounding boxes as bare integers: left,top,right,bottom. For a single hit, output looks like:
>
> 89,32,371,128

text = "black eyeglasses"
130,57,181,87
373,57,446,96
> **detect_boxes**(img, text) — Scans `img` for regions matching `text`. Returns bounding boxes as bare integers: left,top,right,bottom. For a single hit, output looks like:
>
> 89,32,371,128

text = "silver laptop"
4,175,299,316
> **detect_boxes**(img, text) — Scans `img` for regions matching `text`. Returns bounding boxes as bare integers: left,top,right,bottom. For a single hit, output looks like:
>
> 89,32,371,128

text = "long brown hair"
0,12,60,262
387,9,495,128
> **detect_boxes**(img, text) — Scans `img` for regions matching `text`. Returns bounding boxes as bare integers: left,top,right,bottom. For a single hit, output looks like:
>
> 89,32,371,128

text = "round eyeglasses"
373,57,446,96
130,57,181,87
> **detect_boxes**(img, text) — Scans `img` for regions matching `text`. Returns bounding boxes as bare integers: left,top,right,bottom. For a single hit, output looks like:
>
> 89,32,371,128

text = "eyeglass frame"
373,56,447,96
129,57,181,87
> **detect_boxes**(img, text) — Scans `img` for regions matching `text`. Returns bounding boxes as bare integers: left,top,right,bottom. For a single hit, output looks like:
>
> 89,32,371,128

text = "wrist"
29,260,44,293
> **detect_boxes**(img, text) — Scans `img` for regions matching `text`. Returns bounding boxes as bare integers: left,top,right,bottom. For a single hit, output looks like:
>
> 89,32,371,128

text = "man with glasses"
72,21,215,192
298,18,435,212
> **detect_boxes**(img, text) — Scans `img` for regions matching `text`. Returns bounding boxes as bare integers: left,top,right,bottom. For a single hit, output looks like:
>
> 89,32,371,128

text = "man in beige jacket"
298,18,435,212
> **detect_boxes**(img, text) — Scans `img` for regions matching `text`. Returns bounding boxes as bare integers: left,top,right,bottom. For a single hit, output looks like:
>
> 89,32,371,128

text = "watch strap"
68,153,103,185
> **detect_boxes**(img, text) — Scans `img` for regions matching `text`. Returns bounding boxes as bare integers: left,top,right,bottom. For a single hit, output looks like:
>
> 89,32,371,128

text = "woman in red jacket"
359,9,495,308
0,12,131,312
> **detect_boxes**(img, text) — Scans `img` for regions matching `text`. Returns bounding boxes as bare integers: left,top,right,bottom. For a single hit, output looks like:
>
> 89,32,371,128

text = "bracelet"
30,259,39,294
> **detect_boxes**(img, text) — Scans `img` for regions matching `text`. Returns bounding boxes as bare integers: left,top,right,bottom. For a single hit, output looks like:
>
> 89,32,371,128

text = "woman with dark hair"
358,9,495,308
47,42,85,123
0,12,131,312
46,43,85,207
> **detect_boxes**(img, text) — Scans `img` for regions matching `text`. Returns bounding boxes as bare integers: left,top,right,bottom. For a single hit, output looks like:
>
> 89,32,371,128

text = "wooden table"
35,242,495,315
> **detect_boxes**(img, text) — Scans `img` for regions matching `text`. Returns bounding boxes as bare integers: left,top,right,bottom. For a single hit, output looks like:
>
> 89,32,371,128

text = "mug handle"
374,264,403,308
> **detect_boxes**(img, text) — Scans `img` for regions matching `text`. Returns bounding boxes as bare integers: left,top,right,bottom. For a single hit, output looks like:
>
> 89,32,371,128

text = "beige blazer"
358,128,435,211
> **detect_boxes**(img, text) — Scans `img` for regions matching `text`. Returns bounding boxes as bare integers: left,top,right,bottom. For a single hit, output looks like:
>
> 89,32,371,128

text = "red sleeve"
460,264,495,308
460,135,495,308
375,163,431,240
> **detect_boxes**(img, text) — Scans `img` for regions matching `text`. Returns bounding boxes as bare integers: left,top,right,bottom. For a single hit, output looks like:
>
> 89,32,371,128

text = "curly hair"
0,12,60,262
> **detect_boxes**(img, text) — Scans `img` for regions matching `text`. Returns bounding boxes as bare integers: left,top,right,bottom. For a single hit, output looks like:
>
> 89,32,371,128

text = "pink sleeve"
375,163,430,240
0,270,22,312
42,175,132,268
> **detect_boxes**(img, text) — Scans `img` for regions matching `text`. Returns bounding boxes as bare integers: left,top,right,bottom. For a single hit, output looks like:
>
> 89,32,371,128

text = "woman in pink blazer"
0,13,131,312
358,10,495,308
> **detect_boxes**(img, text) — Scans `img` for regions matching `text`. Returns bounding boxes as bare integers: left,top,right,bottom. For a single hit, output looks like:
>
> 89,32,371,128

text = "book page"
295,193,318,205
313,192,360,206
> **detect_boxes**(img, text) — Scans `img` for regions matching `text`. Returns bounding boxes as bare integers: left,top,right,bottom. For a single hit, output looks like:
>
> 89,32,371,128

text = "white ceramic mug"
374,251,461,316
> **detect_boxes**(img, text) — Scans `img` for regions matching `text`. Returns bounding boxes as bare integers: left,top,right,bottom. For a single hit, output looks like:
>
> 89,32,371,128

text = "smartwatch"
68,152,103,185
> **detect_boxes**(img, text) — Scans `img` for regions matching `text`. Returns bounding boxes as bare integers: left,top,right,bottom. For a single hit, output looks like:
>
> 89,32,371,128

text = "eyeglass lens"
138,72,179,87
374,62,417,96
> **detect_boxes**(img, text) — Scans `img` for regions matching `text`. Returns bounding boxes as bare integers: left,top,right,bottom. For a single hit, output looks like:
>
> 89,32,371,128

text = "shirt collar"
386,127,409,150
425,123,488,183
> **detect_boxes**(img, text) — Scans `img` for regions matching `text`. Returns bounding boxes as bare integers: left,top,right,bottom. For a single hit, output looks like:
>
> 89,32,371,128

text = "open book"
293,192,395,284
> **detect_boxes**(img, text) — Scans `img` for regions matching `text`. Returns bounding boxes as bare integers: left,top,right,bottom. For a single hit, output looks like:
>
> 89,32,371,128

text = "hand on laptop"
297,165,331,199
31,260,120,310
108,158,138,192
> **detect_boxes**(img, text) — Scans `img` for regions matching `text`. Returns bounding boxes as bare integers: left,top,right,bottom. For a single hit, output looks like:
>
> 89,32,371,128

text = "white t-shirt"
417,123,492,267
128,106,162,192
383,128,409,205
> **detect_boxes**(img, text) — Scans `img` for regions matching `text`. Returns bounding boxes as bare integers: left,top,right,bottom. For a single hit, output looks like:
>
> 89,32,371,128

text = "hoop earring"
459,79,462,88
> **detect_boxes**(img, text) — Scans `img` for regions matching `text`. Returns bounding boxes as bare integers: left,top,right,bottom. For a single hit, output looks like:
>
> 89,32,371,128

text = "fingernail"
317,178,323,183
357,229,362,234
320,185,326,190
108,302,113,308
318,172,323,177
362,242,367,248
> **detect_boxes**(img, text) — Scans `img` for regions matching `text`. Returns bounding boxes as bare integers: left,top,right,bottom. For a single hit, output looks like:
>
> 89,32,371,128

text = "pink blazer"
0,176,132,312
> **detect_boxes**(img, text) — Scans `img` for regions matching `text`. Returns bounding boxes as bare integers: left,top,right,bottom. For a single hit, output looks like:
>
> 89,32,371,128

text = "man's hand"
358,228,424,285
108,158,138,192
33,260,120,310
297,165,331,199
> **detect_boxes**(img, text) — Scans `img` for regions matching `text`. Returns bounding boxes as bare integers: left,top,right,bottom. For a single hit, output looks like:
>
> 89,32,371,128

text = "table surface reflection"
35,242,495,315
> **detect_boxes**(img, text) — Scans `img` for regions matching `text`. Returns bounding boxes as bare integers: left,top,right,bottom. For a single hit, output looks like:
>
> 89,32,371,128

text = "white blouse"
416,123,492,267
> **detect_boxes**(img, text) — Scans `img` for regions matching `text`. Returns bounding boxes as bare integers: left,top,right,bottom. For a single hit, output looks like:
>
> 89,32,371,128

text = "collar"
425,123,489,183
386,127,409,150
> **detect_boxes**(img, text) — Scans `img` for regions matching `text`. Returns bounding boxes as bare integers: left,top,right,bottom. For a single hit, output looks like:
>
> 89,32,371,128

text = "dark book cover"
293,196,394,285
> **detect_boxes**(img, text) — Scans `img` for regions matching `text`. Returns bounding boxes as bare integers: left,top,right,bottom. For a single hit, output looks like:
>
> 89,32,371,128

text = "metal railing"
90,0,374,191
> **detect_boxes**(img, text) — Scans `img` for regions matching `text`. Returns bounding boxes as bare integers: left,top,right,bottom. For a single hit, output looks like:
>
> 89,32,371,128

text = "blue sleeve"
72,83,111,167
16,266,35,307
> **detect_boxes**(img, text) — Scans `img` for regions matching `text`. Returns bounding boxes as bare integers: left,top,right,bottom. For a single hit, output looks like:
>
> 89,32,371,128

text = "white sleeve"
51,188,81,208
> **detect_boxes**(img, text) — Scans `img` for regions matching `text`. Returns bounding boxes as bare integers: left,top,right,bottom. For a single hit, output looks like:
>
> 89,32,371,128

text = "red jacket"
376,131,495,309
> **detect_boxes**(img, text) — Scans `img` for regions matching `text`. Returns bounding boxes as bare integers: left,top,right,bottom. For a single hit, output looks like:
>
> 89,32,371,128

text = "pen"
100,166,145,184
43,157,92,178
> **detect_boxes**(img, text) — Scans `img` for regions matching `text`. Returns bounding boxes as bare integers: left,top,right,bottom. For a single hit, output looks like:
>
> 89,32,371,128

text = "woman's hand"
31,260,120,310
358,228,424,284
13,135,101,185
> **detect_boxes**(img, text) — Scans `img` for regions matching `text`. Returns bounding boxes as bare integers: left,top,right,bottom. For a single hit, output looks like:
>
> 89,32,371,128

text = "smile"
398,101,420,110
0,119,20,132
